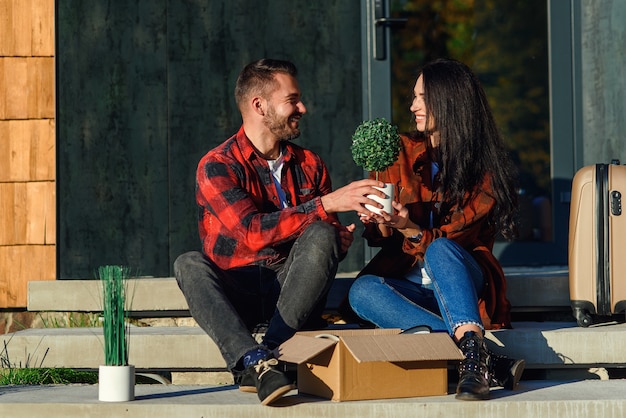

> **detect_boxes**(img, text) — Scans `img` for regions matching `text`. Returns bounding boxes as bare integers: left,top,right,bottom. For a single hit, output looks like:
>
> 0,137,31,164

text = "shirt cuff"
301,197,329,221
314,196,330,220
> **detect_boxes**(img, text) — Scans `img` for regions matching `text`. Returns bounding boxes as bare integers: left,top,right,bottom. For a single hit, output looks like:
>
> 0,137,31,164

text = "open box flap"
274,334,337,364
295,328,402,338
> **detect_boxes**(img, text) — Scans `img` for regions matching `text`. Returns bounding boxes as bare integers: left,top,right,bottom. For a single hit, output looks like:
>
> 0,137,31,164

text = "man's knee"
302,221,339,250
174,251,198,273
173,251,205,286
307,221,336,236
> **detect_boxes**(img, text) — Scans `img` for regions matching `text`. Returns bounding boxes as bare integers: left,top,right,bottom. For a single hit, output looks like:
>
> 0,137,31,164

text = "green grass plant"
99,265,132,366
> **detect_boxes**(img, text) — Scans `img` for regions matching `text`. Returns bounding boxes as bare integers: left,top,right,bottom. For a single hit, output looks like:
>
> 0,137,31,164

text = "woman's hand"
371,200,413,229
358,207,394,237
359,201,418,237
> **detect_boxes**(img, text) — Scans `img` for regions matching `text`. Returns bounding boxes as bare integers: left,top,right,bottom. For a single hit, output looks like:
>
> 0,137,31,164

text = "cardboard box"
275,328,464,402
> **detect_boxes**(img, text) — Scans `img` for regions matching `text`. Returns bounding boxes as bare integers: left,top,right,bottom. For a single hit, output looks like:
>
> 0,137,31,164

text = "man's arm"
320,179,387,215
198,157,330,252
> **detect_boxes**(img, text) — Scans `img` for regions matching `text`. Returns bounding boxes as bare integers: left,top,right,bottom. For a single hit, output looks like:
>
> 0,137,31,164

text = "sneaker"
238,367,257,393
400,325,432,334
245,356,295,405
239,363,298,394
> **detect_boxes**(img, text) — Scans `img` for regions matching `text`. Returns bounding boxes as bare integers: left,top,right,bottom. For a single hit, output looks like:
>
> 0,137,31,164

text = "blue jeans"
348,238,485,336
174,221,339,373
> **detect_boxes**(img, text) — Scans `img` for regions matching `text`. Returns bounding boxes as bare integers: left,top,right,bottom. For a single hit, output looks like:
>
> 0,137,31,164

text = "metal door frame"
360,0,580,266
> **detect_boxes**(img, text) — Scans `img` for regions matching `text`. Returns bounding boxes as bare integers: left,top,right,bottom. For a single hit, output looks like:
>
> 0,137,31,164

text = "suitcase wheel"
573,308,593,327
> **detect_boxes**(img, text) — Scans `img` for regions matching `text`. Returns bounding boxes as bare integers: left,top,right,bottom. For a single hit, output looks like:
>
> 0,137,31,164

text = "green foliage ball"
351,118,401,173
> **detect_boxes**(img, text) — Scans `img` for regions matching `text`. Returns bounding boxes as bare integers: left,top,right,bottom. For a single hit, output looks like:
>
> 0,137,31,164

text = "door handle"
376,18,409,25
374,0,407,60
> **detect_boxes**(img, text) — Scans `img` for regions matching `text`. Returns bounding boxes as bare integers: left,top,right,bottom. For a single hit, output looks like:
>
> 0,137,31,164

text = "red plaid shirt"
196,126,337,270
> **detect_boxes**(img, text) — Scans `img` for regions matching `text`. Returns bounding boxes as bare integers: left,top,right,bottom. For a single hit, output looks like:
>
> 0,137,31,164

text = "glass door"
362,0,572,266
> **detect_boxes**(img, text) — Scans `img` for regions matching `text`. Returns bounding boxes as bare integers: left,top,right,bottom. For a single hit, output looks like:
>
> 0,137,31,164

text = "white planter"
98,365,135,402
365,183,394,215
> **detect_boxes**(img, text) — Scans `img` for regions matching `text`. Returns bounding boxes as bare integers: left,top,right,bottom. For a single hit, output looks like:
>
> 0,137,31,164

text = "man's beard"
264,105,302,141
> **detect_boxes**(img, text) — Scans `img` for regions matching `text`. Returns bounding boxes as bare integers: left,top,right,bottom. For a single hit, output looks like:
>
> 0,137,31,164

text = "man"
174,58,384,405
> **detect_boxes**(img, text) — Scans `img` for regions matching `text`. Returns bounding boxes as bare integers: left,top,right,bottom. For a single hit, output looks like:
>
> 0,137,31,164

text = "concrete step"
27,266,571,315
1,326,226,370
1,380,626,418
4,322,626,373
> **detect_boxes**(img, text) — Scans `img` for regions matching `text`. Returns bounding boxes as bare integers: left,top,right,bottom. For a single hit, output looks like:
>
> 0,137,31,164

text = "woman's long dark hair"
419,58,518,240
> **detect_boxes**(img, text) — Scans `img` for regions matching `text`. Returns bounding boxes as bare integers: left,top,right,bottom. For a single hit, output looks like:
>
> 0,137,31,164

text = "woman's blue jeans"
348,238,485,336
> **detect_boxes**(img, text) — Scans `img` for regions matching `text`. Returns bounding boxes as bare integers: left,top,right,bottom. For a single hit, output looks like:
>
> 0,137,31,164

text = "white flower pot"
365,182,394,215
98,364,135,402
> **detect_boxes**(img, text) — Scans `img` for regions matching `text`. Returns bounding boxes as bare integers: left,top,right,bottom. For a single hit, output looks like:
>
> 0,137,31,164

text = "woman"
348,58,523,400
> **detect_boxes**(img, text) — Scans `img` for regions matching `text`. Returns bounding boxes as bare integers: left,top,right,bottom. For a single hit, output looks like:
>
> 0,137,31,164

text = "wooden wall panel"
0,0,56,308
0,0,54,57
0,181,55,245
0,183,18,245
0,0,55,309
0,57,54,119
30,0,55,56
0,119,55,182
1,57,29,117
0,245,55,307
0,0,23,56
27,57,55,117
26,181,55,244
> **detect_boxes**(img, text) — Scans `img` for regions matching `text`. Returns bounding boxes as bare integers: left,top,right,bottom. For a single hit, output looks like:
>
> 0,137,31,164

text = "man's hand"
336,223,356,254
320,179,386,215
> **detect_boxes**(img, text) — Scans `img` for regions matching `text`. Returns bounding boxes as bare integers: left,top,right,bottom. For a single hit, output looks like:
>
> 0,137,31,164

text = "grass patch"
1,337,98,385
0,367,98,385
38,312,102,328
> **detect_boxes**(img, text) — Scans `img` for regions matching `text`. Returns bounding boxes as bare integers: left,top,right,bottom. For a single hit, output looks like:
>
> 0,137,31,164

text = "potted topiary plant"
351,117,402,214
98,265,135,402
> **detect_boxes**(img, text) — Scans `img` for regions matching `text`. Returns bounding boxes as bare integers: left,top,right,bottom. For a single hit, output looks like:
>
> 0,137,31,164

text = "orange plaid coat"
359,133,512,330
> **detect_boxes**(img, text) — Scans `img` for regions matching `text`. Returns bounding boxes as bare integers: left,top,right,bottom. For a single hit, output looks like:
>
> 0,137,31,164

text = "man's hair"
234,59,298,111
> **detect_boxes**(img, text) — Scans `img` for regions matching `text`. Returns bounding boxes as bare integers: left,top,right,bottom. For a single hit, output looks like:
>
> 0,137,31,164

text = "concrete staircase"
4,266,626,384
3,266,626,417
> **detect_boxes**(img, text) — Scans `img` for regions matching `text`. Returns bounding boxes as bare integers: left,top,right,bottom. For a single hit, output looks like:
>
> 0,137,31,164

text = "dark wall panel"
57,1,363,278
57,1,170,278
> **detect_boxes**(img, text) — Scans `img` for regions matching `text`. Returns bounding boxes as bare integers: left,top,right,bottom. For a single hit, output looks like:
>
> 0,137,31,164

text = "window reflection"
390,0,551,242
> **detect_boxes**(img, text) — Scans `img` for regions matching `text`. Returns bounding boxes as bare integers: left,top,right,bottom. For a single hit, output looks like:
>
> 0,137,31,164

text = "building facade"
1,0,624,308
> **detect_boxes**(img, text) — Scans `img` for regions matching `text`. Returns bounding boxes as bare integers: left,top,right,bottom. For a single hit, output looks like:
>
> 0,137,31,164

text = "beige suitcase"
569,160,626,326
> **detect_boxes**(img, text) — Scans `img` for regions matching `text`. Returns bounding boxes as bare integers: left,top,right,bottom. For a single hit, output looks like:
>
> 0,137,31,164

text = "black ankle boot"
455,331,490,401
487,350,525,390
